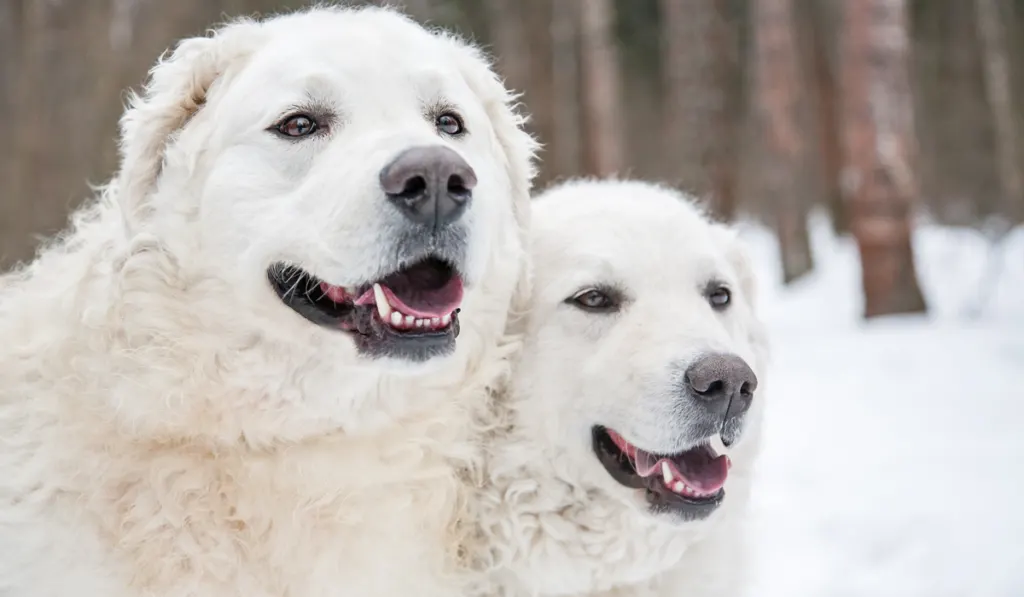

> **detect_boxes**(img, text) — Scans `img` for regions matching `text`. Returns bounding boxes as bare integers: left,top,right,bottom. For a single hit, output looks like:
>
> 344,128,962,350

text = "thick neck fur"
0,192,516,597
468,384,763,597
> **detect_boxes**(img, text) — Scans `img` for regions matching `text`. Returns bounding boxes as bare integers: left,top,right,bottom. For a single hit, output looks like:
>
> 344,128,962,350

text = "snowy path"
739,220,1024,596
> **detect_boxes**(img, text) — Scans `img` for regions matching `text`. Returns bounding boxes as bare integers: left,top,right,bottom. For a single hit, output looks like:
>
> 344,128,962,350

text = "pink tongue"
354,280,463,319
605,429,729,494
634,448,729,494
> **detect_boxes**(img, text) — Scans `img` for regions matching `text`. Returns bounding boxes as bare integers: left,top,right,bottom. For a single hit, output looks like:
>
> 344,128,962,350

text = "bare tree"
660,0,742,221
974,0,1023,221
0,0,24,264
483,0,561,185
797,0,847,234
7,0,117,268
752,0,814,283
578,0,624,177
840,0,927,317
550,0,582,179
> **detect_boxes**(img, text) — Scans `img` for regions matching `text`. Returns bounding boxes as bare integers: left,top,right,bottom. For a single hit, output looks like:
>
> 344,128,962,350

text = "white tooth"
661,462,673,485
431,317,441,328
390,311,403,327
709,434,728,457
405,315,415,326
441,313,452,326
673,481,685,494
415,319,425,328
374,284,391,320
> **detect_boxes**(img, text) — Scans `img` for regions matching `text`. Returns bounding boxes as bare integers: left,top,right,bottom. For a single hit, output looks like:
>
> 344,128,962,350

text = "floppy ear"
443,35,540,321
711,223,772,367
711,223,759,311
115,20,262,232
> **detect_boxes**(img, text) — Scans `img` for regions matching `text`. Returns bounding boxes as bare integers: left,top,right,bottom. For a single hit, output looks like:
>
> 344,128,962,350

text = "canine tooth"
373,284,391,320
709,434,728,457
405,315,415,327
661,462,673,485
441,313,452,326
673,481,685,494
390,311,403,327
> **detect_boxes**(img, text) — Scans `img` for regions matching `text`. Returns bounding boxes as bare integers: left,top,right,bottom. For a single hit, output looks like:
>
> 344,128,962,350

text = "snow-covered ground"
739,216,1024,597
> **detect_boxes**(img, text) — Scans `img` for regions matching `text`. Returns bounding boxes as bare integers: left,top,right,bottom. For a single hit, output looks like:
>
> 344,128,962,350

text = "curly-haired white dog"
0,6,535,597
469,180,769,597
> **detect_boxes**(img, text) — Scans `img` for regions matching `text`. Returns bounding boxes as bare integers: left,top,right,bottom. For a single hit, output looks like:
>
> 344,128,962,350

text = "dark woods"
1,0,1022,318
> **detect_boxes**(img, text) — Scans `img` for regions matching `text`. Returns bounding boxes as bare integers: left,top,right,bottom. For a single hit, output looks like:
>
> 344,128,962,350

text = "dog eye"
707,286,731,310
275,114,318,138
567,288,619,313
436,112,465,136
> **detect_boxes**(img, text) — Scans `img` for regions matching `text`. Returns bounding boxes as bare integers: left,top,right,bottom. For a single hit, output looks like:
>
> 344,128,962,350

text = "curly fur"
0,6,536,597
467,180,770,597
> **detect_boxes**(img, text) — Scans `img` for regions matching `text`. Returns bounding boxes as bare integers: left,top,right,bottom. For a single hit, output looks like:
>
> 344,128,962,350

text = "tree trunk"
0,0,24,265
550,0,581,179
7,0,116,268
483,0,560,185
840,0,928,318
523,0,559,186
974,0,1024,223
577,0,624,177
752,0,814,283
799,0,848,234
659,0,742,221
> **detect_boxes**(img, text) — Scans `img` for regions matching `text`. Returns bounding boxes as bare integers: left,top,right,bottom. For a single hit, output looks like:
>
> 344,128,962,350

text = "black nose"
684,353,758,420
379,146,476,230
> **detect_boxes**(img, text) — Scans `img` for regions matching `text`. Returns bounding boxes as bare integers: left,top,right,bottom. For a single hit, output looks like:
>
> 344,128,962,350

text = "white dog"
0,7,535,597
468,180,769,597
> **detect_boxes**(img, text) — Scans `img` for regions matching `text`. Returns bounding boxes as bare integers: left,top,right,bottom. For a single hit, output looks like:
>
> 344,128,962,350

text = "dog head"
511,180,768,524
110,7,535,437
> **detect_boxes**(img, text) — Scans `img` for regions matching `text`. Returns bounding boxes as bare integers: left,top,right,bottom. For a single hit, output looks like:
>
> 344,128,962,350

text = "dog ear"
443,35,540,320
711,224,759,310
116,21,262,232
711,223,772,366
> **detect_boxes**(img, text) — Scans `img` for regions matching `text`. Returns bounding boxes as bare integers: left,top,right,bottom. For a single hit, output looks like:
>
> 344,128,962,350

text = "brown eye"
436,112,464,136
567,288,619,313
708,286,731,310
276,114,318,138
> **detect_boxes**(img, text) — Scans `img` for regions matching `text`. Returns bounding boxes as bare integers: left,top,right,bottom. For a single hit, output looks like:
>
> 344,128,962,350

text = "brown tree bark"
5,0,116,269
840,0,928,318
974,0,1024,221
0,0,24,265
577,0,624,177
798,0,848,234
523,0,560,185
483,0,561,185
753,0,814,284
659,0,742,221
550,0,581,179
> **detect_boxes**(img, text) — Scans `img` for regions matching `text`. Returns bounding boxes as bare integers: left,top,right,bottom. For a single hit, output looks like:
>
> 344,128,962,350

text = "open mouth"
592,426,730,520
268,256,464,361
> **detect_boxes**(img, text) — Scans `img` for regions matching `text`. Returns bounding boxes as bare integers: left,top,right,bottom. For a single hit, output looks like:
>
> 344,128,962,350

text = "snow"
739,215,1024,597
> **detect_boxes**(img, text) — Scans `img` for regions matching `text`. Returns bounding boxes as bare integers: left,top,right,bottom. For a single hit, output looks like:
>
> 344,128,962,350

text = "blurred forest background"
1,0,1022,318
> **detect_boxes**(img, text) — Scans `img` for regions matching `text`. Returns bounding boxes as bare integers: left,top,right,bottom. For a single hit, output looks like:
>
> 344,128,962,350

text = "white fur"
0,7,536,597
468,180,770,597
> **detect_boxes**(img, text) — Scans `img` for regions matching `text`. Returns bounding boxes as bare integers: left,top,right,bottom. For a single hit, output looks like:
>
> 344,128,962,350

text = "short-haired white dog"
0,6,535,597
469,180,769,597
